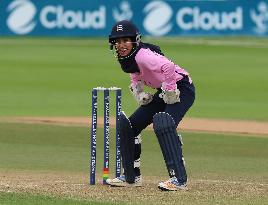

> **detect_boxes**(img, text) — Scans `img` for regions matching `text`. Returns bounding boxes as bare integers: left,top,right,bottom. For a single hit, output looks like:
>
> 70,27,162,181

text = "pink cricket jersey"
130,48,192,91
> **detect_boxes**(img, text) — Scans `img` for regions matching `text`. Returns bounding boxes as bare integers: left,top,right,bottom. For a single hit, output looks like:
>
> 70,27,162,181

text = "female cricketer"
106,20,195,191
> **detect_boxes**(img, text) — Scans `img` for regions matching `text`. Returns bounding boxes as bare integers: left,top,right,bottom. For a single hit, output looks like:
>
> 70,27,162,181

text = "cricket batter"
106,20,195,191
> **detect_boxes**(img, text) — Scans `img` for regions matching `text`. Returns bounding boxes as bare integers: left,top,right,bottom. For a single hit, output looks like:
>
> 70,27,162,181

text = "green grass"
0,122,267,181
0,37,268,120
0,192,116,205
0,37,268,204
0,122,267,204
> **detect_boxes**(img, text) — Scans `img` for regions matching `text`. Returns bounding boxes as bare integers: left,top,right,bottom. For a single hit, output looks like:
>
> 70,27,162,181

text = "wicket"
90,87,122,185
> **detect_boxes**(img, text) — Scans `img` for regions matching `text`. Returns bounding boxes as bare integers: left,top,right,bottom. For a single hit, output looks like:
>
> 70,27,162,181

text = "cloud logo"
143,1,173,36
7,0,36,35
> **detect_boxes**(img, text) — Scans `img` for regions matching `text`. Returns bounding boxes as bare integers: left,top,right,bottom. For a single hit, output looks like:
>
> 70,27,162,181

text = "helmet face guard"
109,20,141,59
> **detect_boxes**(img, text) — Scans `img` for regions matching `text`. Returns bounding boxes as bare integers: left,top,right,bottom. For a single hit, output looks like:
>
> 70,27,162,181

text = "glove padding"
129,82,153,106
136,92,153,105
159,88,180,104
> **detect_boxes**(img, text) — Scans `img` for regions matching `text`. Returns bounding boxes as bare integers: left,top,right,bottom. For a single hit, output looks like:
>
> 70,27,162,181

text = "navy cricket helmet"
109,20,141,49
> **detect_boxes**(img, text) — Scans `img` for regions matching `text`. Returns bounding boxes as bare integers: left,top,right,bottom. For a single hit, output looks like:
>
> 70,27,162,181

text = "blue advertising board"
0,0,268,36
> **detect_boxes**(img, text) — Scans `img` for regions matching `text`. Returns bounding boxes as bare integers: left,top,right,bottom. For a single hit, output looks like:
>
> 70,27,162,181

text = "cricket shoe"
106,175,142,187
158,177,188,191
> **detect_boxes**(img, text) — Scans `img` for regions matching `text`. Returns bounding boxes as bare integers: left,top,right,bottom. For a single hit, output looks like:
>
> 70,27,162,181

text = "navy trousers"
129,77,195,136
127,77,195,177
